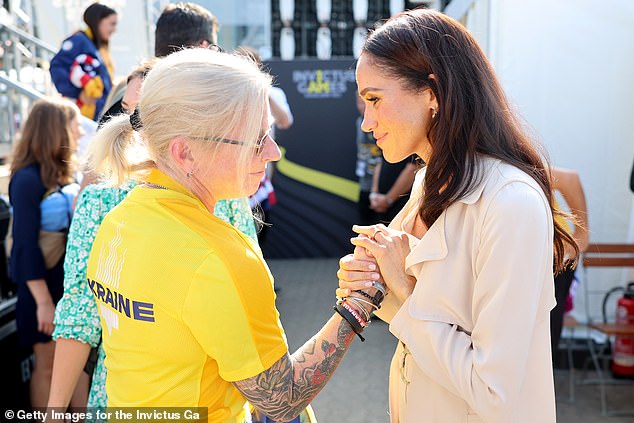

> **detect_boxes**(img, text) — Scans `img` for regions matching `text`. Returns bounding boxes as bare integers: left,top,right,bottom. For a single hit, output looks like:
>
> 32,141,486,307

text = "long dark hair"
11,98,78,189
363,8,577,272
83,2,116,48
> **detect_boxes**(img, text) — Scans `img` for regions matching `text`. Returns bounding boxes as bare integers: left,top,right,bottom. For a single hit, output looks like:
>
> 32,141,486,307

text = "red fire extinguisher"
612,282,634,378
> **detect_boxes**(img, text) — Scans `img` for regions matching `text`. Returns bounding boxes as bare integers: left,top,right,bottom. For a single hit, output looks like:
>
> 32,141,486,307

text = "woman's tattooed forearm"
234,317,356,421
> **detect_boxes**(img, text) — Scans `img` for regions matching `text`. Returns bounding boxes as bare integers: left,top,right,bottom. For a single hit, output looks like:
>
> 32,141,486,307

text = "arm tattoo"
234,316,355,421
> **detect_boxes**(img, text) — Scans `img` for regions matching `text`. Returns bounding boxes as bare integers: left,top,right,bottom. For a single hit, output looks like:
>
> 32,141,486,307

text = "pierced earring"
186,170,193,178
431,108,438,119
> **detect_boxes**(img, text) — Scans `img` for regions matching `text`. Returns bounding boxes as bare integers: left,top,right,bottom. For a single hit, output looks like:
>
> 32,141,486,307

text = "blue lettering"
118,293,130,317
89,278,154,323
88,278,97,296
105,288,115,309
133,301,155,322
96,283,105,301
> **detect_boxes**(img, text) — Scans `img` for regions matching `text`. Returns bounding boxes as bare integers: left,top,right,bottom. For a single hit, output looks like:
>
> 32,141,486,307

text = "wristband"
334,302,366,342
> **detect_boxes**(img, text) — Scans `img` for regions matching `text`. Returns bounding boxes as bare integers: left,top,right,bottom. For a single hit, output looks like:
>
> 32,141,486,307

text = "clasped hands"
337,224,416,308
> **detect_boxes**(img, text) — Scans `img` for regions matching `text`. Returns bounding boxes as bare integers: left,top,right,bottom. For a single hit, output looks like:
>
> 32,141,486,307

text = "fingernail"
371,273,380,280
368,263,376,270
365,281,373,287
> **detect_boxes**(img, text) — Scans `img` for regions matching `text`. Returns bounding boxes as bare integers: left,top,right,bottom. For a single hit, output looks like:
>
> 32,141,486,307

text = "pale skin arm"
47,339,91,407
551,166,589,253
27,279,55,335
269,95,292,129
234,314,358,422
370,160,382,194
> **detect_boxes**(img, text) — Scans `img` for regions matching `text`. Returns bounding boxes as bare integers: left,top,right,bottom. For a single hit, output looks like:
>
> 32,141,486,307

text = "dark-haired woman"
9,98,85,408
337,8,577,423
50,2,117,121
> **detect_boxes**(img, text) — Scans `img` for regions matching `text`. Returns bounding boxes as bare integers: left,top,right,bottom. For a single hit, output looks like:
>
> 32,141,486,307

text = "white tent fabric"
481,0,634,322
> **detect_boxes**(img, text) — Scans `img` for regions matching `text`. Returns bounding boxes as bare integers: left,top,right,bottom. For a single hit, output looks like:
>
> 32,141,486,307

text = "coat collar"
405,209,447,271
404,156,500,269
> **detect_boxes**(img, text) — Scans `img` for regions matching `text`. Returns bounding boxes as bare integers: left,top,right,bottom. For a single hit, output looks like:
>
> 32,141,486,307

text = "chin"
382,150,408,164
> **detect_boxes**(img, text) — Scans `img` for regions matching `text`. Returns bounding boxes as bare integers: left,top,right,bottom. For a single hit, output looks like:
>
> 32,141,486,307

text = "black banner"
263,59,361,258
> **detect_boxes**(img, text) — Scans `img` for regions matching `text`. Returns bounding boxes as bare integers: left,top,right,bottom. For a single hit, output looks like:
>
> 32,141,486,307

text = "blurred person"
369,157,417,223
154,2,219,57
550,166,589,362
9,98,86,408
336,9,578,422
99,2,220,122
50,2,117,121
85,48,375,422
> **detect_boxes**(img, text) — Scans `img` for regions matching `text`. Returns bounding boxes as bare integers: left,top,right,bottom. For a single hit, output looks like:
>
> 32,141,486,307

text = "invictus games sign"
264,59,360,258
292,68,356,99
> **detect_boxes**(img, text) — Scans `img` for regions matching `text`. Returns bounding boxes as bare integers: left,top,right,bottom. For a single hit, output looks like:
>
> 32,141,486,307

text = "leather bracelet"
334,302,366,342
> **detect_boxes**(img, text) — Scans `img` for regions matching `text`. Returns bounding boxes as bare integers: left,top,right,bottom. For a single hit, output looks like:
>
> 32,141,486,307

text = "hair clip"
129,107,143,131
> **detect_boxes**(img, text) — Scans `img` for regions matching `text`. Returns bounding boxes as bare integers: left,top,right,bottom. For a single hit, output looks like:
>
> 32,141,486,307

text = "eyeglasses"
207,43,224,53
191,129,271,156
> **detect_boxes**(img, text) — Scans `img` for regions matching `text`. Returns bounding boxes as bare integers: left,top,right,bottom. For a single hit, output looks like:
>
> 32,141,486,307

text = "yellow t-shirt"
87,169,288,422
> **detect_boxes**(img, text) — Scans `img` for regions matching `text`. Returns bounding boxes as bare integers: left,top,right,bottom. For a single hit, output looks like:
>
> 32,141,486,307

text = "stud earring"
186,170,193,178
431,108,438,119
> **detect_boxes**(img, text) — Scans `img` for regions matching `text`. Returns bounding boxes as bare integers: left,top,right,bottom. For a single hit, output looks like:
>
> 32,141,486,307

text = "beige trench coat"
376,157,556,423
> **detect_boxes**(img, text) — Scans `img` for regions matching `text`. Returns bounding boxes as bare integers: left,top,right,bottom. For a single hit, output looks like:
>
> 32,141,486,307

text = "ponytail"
83,114,154,186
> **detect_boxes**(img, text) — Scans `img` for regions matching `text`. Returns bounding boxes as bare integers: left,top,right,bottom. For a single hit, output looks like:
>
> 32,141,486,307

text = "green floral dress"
52,182,256,407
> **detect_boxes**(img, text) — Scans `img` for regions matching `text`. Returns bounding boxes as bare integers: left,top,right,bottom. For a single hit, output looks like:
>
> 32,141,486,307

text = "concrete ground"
269,258,634,423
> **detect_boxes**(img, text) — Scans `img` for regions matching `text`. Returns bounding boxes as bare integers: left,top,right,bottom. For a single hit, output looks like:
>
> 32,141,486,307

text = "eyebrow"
359,87,383,97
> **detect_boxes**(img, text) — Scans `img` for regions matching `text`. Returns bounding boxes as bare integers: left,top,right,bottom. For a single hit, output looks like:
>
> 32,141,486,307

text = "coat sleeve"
9,168,47,283
49,33,92,99
389,182,554,422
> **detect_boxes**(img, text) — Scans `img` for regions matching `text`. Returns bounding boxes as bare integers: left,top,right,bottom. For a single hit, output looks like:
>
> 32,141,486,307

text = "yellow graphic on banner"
276,147,359,203
307,70,330,94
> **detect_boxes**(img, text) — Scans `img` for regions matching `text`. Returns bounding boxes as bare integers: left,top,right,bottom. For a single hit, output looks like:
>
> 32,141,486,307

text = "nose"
262,136,282,163
360,110,376,133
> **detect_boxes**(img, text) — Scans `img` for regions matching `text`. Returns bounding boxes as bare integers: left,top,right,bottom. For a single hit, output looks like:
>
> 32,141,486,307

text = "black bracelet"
333,304,365,342
353,289,381,308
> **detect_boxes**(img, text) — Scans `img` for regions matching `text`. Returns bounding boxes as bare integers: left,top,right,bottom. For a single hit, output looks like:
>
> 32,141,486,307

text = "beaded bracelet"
353,289,382,309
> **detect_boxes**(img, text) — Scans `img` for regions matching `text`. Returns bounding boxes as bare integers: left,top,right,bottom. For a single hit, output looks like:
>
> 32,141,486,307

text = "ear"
168,136,195,171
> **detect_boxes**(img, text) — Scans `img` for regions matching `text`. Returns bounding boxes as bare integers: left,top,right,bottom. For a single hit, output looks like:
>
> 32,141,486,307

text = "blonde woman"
82,49,375,422
48,57,261,412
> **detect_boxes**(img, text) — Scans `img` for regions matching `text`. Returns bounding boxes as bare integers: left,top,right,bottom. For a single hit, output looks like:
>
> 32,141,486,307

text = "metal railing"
0,14,57,146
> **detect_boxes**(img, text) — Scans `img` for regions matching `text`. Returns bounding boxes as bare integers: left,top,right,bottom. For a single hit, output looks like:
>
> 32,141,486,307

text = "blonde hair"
11,97,79,189
87,48,271,187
